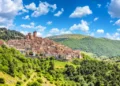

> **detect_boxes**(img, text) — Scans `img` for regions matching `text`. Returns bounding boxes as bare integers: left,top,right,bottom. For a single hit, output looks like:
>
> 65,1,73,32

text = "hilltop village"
7,31,81,60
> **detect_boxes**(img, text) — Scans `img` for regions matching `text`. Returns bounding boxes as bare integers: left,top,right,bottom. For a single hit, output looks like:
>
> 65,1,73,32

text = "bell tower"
33,31,37,38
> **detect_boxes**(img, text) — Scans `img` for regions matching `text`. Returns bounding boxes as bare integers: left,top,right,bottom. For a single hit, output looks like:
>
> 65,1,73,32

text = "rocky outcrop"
7,31,82,60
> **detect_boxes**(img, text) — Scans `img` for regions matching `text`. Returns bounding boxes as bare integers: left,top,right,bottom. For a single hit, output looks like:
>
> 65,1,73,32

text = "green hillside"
0,28,25,40
0,45,120,86
48,34,120,57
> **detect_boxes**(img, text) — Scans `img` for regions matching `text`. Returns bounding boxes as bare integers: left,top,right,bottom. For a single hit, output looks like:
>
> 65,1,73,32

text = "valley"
0,28,120,86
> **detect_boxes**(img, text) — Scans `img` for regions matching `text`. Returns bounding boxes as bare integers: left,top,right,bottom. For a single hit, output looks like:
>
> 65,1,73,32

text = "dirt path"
23,72,36,86
42,76,55,86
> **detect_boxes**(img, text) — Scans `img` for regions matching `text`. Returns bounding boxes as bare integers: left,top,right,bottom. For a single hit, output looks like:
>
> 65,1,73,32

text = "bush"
16,81,22,86
27,81,41,86
0,78,5,84
37,78,43,83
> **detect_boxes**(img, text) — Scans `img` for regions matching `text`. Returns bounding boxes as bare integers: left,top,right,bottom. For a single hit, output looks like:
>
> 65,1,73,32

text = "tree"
0,78,5,84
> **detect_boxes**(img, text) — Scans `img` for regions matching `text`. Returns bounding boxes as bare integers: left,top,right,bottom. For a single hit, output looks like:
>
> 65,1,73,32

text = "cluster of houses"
7,31,82,60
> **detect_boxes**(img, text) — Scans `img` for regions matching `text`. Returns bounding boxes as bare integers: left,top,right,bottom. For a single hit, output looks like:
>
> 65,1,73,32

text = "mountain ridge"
48,34,120,57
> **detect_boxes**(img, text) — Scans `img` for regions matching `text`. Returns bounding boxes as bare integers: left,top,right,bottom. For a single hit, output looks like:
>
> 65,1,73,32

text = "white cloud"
37,32,42,37
48,28,72,36
36,25,46,32
50,28,60,33
110,20,113,23
54,8,64,17
25,2,37,11
22,15,30,20
69,6,92,18
47,21,52,25
106,32,120,40
20,31,28,35
18,8,29,15
21,22,35,29
97,29,104,34
20,22,46,32
90,32,95,36
108,0,120,18
97,4,101,8
60,29,72,34
0,0,23,27
114,19,120,26
70,20,89,32
94,17,99,21
117,28,120,32
32,1,57,17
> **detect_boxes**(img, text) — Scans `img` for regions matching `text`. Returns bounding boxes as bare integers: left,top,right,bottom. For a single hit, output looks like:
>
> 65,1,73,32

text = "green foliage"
27,81,41,86
64,59,120,86
49,34,120,57
0,28,25,40
0,45,120,86
16,81,22,86
37,78,43,83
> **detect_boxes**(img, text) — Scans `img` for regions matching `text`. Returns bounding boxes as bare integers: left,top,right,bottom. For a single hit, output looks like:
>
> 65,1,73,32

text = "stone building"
7,31,82,60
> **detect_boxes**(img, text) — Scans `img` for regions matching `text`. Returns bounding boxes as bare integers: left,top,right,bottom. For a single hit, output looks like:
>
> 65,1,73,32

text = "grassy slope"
48,34,120,57
0,72,17,86
0,72,55,86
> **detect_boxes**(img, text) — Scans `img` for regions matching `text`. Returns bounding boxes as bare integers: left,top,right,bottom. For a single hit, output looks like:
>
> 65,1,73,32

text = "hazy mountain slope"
0,28,25,40
48,34,120,57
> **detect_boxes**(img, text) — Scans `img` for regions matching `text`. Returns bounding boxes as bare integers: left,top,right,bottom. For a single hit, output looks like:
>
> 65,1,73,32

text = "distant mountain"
48,34,120,57
0,28,25,40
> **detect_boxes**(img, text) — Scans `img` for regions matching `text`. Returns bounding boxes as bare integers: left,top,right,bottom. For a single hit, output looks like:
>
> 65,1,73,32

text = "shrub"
16,81,22,86
27,81,41,86
0,78,5,84
37,78,43,83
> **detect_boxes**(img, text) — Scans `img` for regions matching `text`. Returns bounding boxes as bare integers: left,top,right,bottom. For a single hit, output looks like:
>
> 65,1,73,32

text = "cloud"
25,2,37,11
114,19,120,26
90,32,95,36
36,25,46,32
21,22,35,29
97,4,101,8
106,32,120,40
47,21,52,25
110,20,113,23
31,1,57,17
18,8,29,15
117,28,120,32
0,0,23,27
60,29,72,34
37,32,42,37
97,29,104,34
70,20,89,32
20,31,28,35
54,8,64,17
48,28,72,36
20,22,46,32
50,28,60,33
69,6,92,18
108,0,120,18
22,15,30,20
94,17,99,21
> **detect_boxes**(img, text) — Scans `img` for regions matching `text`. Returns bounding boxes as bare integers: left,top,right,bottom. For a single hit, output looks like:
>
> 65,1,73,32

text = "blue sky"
0,0,120,39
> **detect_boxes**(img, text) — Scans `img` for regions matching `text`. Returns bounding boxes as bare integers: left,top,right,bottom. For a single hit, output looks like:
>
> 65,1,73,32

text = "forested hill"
48,34,120,57
0,45,120,86
0,28,25,40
